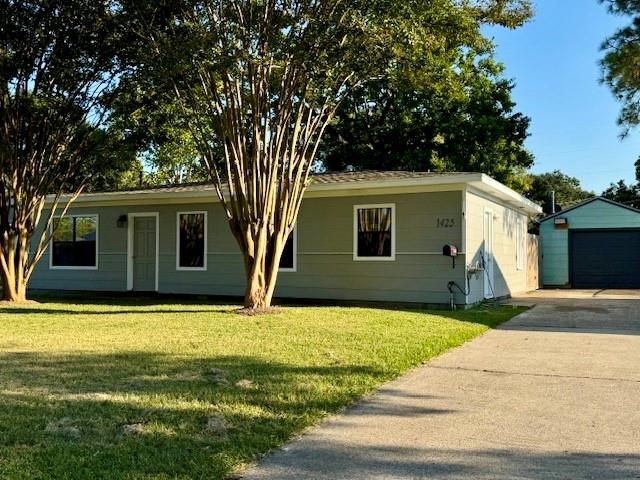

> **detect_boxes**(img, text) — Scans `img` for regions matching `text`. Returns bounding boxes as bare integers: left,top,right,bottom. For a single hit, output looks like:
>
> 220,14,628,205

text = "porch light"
553,217,568,229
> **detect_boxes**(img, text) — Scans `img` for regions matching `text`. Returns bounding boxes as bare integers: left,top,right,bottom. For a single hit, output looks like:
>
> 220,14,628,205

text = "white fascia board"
471,174,542,216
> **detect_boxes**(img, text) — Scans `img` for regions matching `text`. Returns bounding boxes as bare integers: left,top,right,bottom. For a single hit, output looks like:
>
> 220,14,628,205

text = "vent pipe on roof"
551,190,556,214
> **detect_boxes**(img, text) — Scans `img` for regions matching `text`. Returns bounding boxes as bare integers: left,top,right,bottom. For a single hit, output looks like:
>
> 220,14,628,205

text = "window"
50,215,98,269
516,217,525,271
354,204,395,261
279,227,297,272
177,212,207,270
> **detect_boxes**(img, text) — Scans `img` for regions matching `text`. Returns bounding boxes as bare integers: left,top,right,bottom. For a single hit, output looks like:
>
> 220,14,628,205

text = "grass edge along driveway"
0,296,525,480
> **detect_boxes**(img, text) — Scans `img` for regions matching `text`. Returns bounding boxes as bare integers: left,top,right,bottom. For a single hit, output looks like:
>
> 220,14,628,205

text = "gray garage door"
570,229,640,288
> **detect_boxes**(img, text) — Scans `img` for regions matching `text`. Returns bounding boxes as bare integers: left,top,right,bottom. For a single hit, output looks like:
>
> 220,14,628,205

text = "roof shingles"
310,170,470,184
95,170,469,196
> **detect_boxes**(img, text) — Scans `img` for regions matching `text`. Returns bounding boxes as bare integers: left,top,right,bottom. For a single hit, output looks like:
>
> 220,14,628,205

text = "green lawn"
0,295,524,480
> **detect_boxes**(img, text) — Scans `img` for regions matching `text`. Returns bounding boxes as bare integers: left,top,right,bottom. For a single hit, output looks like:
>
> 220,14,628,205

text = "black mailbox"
442,245,458,257
442,244,458,268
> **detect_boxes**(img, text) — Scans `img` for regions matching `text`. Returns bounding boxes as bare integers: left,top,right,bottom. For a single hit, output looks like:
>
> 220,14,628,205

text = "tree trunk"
244,261,271,309
239,225,286,310
0,269,27,302
0,238,29,303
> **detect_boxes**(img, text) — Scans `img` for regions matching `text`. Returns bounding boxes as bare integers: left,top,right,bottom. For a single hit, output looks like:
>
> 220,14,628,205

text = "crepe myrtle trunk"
0,233,29,302
231,218,288,309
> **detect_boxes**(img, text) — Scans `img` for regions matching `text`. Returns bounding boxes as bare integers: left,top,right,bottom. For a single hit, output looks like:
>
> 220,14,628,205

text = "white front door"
483,209,494,299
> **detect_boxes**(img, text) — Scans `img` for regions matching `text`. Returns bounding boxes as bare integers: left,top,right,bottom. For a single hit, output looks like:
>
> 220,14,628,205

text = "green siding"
31,191,467,304
31,209,129,291
541,199,640,286
465,190,530,303
277,192,464,304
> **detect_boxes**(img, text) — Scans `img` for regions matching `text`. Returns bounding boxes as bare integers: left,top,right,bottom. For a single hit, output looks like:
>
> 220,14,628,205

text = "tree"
602,179,640,208
601,0,640,134
601,157,640,208
527,170,593,214
134,0,532,310
0,0,134,301
70,127,143,193
110,83,209,186
600,2,640,208
319,54,534,191
141,130,208,186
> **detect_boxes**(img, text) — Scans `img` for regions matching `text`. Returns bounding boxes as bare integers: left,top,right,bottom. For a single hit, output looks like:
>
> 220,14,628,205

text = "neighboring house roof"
539,196,640,222
50,170,542,215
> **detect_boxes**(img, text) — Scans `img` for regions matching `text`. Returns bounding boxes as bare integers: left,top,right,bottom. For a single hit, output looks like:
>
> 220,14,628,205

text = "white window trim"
49,214,99,271
516,216,525,271
127,212,160,292
176,211,208,271
353,203,396,261
279,224,297,273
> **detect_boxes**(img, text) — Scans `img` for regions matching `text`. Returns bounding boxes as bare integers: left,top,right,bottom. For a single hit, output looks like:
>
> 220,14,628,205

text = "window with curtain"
51,216,98,268
355,205,394,259
178,212,206,269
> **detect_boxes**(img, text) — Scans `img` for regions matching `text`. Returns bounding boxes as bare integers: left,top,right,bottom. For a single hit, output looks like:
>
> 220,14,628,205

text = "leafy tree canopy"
0,0,144,301
601,0,640,134
110,78,208,186
601,157,640,208
602,179,640,208
319,50,534,191
65,127,142,192
527,170,593,214
597,2,640,209
115,0,533,189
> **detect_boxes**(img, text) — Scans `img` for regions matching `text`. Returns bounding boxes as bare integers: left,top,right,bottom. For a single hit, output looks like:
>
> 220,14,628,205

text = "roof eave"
45,172,542,214
470,174,542,215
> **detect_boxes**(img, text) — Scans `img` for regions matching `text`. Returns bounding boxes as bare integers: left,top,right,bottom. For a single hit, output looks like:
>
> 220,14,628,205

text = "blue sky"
485,0,640,193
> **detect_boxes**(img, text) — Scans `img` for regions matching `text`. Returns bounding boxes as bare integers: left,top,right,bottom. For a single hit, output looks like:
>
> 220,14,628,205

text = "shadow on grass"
4,291,521,330
0,307,235,316
0,351,426,479
3,291,242,315
0,296,526,478
26,290,242,307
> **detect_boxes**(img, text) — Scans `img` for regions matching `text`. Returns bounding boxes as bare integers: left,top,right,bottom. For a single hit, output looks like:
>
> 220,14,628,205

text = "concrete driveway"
241,290,640,479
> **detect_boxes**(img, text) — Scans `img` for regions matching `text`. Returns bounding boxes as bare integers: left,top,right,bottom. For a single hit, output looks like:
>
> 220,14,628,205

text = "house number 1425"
436,218,455,228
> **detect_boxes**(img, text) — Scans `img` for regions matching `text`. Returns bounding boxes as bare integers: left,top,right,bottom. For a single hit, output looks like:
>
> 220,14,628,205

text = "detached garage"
540,197,640,288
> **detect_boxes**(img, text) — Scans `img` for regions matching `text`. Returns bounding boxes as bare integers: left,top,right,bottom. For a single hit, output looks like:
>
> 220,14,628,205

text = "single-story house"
31,171,542,306
540,196,640,289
